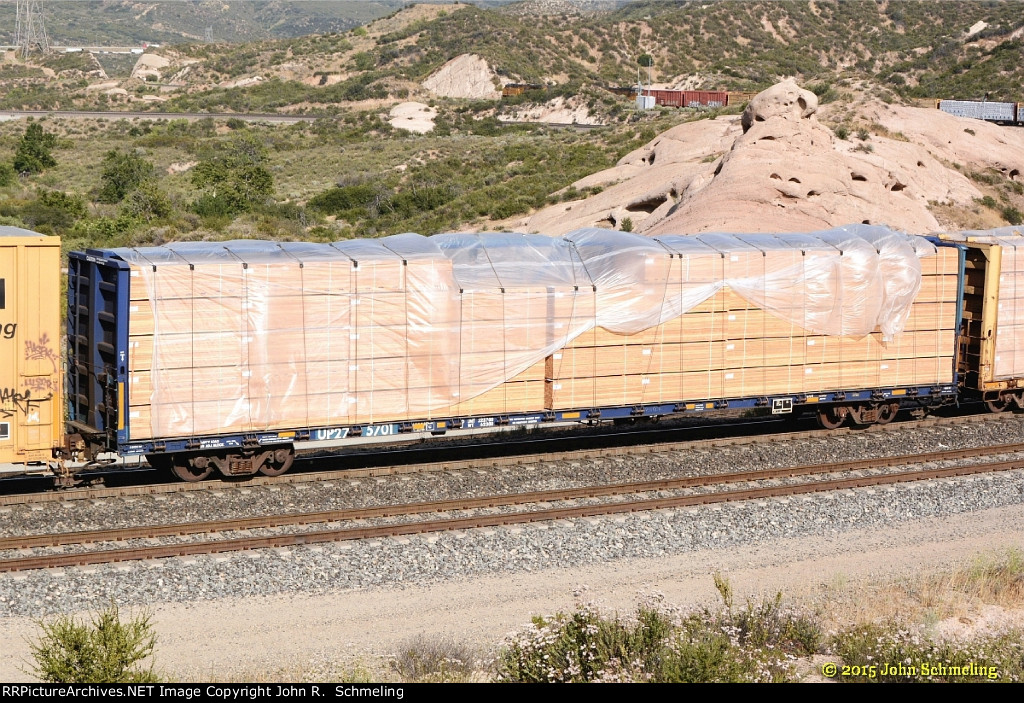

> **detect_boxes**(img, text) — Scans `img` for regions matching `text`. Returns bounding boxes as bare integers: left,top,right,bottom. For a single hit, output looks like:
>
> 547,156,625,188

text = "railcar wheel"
1012,392,1024,412
147,453,213,482
816,406,845,430
874,402,900,425
258,446,295,477
985,395,1009,413
170,462,213,482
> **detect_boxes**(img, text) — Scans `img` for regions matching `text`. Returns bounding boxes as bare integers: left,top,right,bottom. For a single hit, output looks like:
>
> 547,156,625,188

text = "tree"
190,132,275,216
97,149,154,204
120,182,173,221
13,122,57,174
0,162,15,187
29,603,160,683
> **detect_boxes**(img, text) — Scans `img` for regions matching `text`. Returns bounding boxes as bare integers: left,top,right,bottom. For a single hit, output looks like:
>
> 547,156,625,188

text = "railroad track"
1,409,1008,507
3,442,1022,573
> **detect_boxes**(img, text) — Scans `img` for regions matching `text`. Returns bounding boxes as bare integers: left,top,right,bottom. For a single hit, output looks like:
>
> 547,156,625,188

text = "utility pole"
14,0,50,58
636,52,654,110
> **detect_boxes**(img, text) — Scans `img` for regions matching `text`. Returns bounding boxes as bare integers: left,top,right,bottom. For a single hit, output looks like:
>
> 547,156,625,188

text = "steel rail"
1,412,1003,507
3,442,1024,551
2,454,1021,573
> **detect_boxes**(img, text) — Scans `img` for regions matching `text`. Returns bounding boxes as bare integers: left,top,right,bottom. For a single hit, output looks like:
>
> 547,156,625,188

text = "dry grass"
814,549,1024,632
929,200,1006,232
866,121,910,142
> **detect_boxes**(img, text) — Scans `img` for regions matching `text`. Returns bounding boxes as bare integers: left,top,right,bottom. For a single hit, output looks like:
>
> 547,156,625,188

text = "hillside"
0,1,1022,249
0,0,409,46
2,1,1023,114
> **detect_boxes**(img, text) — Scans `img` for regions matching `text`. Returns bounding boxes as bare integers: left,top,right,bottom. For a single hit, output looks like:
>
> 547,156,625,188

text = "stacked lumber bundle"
115,226,956,441
545,228,958,409
994,235,1024,378
547,229,683,408
436,233,595,416
941,227,1024,380
122,237,462,438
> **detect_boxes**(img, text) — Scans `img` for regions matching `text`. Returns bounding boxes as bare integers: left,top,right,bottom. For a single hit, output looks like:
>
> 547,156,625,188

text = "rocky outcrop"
498,96,602,126
422,54,500,100
131,53,170,81
741,78,817,132
389,102,438,133
521,78,1024,235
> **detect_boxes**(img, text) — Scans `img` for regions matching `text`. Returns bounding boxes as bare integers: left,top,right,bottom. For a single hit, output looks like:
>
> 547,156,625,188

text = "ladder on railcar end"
66,252,130,458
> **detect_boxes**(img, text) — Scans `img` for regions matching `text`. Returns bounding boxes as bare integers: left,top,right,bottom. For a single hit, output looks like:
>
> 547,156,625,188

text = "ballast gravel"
2,417,1024,613
2,415,1024,681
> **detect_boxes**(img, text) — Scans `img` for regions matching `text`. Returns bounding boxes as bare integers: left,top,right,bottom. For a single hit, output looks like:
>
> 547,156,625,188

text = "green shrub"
495,603,673,682
834,125,850,140
120,183,173,222
496,576,820,683
29,603,160,683
659,626,765,683
807,82,838,104
17,190,87,233
97,149,155,204
308,183,381,215
71,214,138,241
495,598,804,683
37,190,86,218
709,576,822,656
488,196,531,221
1002,206,1023,226
0,162,16,187
390,184,456,218
13,122,57,174
969,170,999,186
191,132,275,215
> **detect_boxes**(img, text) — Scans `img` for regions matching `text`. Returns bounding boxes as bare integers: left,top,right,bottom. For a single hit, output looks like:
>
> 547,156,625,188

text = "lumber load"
546,228,959,409
113,225,955,441
939,227,1024,381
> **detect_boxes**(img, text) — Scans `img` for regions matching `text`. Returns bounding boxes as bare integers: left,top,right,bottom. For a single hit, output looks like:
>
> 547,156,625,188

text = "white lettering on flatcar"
313,428,350,441
364,425,395,437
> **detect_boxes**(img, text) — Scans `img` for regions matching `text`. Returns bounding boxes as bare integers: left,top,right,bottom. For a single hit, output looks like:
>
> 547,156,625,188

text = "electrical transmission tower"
14,0,50,57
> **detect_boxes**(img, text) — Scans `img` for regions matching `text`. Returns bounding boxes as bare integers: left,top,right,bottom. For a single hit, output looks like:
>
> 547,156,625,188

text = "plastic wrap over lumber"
113,225,944,439
433,232,597,405
115,236,461,437
546,230,956,410
653,225,933,340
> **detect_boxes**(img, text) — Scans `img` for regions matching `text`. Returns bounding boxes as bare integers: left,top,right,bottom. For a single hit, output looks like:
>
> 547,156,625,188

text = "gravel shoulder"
3,502,1023,683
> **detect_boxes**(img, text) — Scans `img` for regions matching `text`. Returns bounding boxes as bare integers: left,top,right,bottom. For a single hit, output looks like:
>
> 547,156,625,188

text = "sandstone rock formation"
521,78,1024,236
131,53,170,81
423,54,500,100
498,96,602,126
741,78,817,132
389,102,438,133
